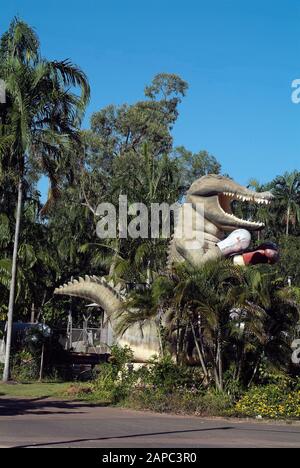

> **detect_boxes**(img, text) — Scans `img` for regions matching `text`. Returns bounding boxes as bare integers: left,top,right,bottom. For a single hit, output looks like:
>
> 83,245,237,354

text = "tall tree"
78,74,189,279
273,171,300,236
173,146,221,191
0,18,90,381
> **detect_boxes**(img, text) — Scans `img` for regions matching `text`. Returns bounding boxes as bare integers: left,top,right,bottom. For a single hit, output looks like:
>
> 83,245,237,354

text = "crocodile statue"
54,174,276,361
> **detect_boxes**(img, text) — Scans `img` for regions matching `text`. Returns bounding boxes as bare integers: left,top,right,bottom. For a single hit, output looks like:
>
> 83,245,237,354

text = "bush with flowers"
235,382,300,419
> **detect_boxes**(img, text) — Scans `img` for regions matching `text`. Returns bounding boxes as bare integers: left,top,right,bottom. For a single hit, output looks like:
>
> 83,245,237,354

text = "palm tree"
170,260,243,390
116,254,299,390
228,267,269,384
120,260,243,390
273,171,300,236
230,271,299,386
245,179,276,241
0,18,90,381
117,275,174,357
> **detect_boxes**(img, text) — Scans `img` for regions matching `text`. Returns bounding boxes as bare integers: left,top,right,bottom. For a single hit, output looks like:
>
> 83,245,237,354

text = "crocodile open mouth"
218,191,272,229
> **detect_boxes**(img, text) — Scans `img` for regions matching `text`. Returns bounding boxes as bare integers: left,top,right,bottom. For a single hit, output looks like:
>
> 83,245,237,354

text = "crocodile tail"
54,276,161,362
54,275,124,315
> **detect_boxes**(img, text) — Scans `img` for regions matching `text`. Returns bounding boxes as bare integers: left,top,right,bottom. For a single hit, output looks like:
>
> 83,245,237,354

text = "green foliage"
236,383,300,419
120,260,300,392
126,387,232,416
11,350,40,381
1,17,300,406
0,17,90,326
0,213,10,248
173,146,221,189
273,171,300,236
9,325,68,382
277,236,300,286
138,354,205,392
83,346,233,416
0,258,11,289
92,344,135,403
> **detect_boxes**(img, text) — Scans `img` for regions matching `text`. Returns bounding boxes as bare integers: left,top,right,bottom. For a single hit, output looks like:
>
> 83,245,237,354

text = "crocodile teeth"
223,192,272,206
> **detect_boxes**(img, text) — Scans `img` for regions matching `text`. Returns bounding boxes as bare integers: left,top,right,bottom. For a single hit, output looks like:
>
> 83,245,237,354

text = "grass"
0,381,73,399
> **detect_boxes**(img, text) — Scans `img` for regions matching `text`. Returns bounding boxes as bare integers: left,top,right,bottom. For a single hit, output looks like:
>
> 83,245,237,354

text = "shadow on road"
1,397,300,448
12,423,300,449
12,426,234,448
0,397,107,417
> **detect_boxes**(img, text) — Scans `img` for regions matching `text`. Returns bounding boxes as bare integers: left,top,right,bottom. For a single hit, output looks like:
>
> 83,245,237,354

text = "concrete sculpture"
55,175,278,361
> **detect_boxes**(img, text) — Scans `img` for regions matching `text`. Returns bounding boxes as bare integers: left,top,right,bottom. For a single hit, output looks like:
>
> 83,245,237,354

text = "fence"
62,327,111,354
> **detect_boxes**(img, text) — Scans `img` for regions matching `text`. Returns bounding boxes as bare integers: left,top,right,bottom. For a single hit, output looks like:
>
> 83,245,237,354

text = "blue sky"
2,0,300,199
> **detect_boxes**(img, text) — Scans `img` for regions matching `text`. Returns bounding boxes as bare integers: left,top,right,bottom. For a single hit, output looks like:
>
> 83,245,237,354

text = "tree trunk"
213,364,221,390
248,354,262,388
39,343,45,382
235,326,246,382
210,347,221,390
176,318,180,365
36,291,47,322
30,302,35,323
190,320,209,383
182,323,189,359
236,350,244,383
286,204,290,236
217,332,223,391
156,320,164,358
3,178,23,382
197,314,206,365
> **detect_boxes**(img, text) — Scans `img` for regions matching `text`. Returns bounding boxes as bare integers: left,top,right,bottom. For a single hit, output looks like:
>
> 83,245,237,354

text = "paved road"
0,397,299,448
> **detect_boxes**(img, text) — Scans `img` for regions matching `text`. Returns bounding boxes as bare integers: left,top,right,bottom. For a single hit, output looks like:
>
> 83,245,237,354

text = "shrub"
87,349,233,415
127,355,232,415
11,350,39,381
235,384,300,419
137,354,205,393
92,344,135,403
199,390,233,416
125,387,232,416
